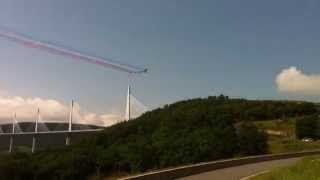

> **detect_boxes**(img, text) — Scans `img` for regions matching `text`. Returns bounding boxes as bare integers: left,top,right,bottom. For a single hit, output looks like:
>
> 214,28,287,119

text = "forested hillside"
0,96,317,180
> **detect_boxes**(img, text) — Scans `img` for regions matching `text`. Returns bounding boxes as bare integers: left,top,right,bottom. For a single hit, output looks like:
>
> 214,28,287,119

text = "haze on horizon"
0,0,319,126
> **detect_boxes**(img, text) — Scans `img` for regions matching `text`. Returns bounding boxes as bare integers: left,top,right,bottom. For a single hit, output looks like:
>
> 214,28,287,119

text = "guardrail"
120,150,320,180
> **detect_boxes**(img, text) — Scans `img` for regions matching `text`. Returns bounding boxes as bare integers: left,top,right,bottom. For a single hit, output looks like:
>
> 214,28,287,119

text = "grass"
251,118,320,179
252,156,320,180
254,118,320,154
254,118,296,137
269,139,320,153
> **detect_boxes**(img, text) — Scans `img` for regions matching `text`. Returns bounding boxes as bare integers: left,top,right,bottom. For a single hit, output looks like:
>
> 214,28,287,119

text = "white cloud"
276,66,320,96
0,94,121,127
0,89,7,96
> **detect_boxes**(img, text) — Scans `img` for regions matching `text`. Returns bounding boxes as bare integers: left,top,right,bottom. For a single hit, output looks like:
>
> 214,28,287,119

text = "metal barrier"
120,150,320,180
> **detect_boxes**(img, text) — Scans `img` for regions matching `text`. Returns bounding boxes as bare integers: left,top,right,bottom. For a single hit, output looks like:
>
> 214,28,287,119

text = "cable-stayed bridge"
0,27,148,153
0,85,148,153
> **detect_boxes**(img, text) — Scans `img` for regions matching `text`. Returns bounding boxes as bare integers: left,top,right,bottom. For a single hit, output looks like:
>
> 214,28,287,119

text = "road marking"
239,170,270,180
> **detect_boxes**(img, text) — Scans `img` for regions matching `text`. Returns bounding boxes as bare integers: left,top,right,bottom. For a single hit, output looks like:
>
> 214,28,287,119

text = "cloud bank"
0,94,121,127
276,66,320,96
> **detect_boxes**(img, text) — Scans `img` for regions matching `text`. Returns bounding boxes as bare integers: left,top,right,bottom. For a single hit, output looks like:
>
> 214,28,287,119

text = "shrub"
296,115,320,139
236,122,268,155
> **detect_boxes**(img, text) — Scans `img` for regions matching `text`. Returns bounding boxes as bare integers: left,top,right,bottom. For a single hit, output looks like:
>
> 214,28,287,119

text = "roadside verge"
120,150,320,180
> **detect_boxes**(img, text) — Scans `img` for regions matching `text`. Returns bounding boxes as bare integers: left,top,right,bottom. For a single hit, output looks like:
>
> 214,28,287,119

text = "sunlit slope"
0,96,317,179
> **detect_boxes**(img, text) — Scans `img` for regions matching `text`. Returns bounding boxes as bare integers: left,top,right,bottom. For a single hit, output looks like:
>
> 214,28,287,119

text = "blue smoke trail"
0,27,147,74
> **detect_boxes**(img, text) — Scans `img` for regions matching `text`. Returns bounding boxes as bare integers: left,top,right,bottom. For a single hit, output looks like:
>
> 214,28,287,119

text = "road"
177,157,300,180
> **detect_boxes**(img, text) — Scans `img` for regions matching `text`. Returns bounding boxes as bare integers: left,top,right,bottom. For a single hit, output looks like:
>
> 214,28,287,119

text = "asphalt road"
177,157,300,180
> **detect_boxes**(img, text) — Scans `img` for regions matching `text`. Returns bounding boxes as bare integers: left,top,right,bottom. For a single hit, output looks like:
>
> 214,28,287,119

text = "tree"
296,115,319,139
236,122,268,155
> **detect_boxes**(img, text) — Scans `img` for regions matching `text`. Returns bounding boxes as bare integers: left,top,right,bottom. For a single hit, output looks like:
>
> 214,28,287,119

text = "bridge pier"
9,136,13,153
32,136,37,153
32,108,40,153
66,133,71,146
9,113,16,153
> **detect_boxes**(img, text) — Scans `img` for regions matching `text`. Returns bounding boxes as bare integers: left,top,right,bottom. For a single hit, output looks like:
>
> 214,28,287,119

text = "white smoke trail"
0,27,147,74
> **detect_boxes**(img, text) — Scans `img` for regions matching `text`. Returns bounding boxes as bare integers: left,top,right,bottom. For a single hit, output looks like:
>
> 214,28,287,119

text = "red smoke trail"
0,30,147,74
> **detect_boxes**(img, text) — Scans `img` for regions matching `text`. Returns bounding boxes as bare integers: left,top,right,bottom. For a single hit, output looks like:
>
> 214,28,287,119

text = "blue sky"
0,0,319,122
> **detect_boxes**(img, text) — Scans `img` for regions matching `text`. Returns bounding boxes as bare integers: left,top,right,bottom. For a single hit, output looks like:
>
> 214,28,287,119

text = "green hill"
0,96,317,180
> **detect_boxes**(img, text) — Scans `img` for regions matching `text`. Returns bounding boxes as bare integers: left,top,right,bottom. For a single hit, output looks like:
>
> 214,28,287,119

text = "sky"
0,0,319,126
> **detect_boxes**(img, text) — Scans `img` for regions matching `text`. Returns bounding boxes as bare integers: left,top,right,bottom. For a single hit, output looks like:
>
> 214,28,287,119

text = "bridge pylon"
32,108,40,153
126,85,131,121
66,100,74,146
9,113,16,153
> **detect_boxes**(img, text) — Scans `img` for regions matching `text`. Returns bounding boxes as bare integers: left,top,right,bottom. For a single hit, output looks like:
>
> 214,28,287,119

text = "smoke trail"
0,28,147,74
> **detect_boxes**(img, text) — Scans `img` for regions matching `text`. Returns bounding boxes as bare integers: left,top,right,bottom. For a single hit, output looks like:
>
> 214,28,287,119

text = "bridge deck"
0,129,104,136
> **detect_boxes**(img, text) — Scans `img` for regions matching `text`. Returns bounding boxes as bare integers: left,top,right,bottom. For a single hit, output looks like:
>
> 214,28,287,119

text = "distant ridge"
0,123,103,151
